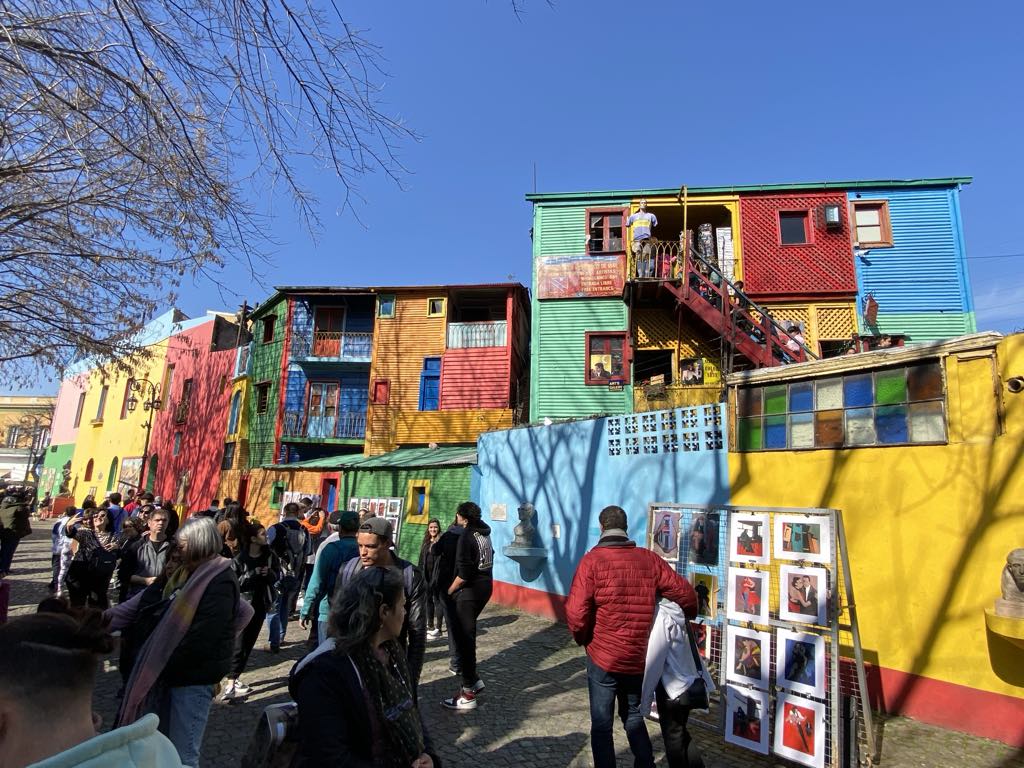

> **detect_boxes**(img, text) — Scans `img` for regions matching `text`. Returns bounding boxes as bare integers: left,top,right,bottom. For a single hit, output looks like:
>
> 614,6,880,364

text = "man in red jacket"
566,505,698,768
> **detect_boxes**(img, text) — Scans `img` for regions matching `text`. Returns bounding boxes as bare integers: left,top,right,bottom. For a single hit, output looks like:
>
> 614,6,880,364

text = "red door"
312,308,344,356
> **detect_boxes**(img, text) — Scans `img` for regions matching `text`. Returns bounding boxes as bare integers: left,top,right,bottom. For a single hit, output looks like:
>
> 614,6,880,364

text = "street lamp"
128,378,162,493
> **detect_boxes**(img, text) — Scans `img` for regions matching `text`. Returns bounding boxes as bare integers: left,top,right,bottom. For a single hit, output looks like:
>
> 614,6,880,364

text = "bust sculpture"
513,502,538,548
995,548,1024,618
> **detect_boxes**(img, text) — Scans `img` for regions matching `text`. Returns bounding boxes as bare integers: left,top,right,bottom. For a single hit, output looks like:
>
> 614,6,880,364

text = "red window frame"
584,331,630,386
778,209,812,246
586,207,627,254
371,379,391,405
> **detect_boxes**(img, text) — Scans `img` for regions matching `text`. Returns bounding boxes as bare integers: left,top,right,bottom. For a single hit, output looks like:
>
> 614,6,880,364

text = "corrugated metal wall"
535,205,588,256
850,187,976,340
340,466,471,561
247,297,288,467
440,347,509,409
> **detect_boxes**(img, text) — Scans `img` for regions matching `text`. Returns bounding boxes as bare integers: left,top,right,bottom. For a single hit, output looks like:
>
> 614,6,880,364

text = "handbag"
89,545,119,575
668,621,712,710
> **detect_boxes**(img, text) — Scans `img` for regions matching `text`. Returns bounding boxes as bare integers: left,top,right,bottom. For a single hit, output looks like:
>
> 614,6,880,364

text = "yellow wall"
639,194,744,279
243,467,328,527
757,301,858,353
393,409,513,444
727,335,1024,703
68,350,168,501
632,308,722,411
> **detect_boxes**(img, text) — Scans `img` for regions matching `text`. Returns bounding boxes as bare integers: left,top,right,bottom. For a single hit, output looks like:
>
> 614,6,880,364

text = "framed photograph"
686,511,720,565
679,357,705,386
725,625,771,690
347,497,359,512
726,567,769,624
729,513,770,564
358,498,371,512
776,629,826,698
780,566,829,626
689,621,711,660
774,693,826,767
387,498,402,515
691,572,718,619
649,509,682,560
774,515,832,564
724,685,769,755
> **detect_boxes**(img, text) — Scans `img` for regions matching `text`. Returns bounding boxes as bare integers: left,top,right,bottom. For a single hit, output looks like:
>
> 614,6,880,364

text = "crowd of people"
1,484,713,768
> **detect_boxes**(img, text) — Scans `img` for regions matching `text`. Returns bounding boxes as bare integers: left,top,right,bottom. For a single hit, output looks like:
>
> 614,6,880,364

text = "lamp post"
125,378,162,494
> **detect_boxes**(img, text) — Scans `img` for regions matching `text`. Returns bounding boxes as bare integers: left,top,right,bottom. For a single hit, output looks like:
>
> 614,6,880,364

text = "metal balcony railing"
292,331,373,361
281,409,366,440
447,320,507,348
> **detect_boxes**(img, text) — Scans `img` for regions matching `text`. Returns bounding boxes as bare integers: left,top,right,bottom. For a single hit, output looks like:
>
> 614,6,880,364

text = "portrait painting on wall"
689,621,711,660
724,685,769,755
773,693,826,767
727,567,770,624
348,497,359,512
729,513,770,565
687,510,720,565
691,572,718,619
678,358,705,386
775,629,826,698
774,515,832,564
648,509,681,560
725,625,771,690
779,566,829,626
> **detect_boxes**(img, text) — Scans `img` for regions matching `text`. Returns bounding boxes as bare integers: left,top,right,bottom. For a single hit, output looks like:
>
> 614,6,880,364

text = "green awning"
274,445,477,471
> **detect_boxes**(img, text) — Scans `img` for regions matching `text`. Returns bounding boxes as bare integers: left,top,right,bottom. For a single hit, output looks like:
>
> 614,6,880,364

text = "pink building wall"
49,372,89,446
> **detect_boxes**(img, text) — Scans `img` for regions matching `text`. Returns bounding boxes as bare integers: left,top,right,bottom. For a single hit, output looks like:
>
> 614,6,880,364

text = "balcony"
447,320,507,349
281,409,366,441
292,331,373,363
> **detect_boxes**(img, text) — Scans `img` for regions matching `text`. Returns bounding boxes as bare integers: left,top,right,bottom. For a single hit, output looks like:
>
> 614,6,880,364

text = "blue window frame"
418,357,441,411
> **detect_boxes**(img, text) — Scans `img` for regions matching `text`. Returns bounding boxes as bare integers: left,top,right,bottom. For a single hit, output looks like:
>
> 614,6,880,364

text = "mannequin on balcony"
627,199,658,278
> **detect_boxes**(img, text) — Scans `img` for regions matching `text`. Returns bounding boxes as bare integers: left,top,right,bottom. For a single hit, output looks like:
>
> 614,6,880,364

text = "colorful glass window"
735,362,945,451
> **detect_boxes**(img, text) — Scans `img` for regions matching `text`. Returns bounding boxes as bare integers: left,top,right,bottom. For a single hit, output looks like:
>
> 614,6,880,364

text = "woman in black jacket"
290,566,441,768
418,518,444,638
225,521,281,699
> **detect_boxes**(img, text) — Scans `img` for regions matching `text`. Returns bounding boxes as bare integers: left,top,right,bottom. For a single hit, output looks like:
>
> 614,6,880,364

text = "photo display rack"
647,503,876,768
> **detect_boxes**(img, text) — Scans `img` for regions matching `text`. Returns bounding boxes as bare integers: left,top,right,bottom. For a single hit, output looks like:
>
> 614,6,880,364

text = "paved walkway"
5,526,1022,767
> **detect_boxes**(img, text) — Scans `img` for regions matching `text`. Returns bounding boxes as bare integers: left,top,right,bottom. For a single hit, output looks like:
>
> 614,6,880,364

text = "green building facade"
248,295,288,467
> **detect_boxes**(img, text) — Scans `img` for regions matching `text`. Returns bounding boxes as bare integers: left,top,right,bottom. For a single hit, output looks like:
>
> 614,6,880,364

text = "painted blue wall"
850,186,976,339
475,404,729,600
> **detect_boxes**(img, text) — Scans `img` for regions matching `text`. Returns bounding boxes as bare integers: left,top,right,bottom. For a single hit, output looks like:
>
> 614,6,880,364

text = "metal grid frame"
648,503,876,768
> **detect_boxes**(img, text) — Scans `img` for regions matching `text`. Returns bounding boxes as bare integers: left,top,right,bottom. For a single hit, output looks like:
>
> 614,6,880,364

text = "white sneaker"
426,628,441,639
233,680,251,696
441,688,477,710
219,681,237,701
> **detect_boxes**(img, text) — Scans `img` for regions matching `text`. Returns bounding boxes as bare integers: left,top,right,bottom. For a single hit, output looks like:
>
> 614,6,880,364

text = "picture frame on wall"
729,513,770,565
775,629,826,698
725,625,771,690
773,693,826,767
387,498,402,515
726,567,769,624
686,510,720,566
779,565,829,626
648,509,681,560
691,571,718,619
774,514,832,564
724,685,769,755
348,498,359,512
689,621,711,660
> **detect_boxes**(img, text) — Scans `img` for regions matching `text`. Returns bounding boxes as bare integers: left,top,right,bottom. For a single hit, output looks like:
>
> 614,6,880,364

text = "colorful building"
147,313,247,515
475,331,1024,746
215,342,254,507
0,395,55,484
39,373,88,500
526,178,975,422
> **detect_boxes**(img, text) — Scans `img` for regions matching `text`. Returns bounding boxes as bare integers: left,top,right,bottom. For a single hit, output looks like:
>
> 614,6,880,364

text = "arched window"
146,454,158,493
84,459,94,481
227,390,242,435
107,456,119,493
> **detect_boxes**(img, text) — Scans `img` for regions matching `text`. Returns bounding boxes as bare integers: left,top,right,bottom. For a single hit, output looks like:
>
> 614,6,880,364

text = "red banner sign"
536,254,625,299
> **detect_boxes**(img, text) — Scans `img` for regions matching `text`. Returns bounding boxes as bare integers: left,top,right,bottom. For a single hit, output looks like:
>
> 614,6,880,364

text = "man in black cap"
333,516,427,685
300,511,360,644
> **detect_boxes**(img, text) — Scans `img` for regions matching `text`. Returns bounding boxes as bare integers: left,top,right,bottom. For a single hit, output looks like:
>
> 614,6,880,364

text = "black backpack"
273,522,308,578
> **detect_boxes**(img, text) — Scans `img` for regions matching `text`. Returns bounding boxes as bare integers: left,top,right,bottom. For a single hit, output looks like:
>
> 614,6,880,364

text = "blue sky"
68,2,1024,388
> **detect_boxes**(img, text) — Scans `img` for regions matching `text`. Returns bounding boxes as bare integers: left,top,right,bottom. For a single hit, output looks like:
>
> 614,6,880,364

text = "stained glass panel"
790,412,814,448
907,363,943,401
875,369,907,405
876,405,909,444
814,409,844,448
843,374,873,408
909,401,945,442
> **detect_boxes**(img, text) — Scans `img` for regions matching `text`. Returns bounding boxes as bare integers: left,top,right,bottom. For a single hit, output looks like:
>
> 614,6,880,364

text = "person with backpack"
64,504,119,609
431,518,465,677
266,502,308,652
290,566,442,768
333,516,427,686
0,485,31,578
107,492,128,534
300,511,359,644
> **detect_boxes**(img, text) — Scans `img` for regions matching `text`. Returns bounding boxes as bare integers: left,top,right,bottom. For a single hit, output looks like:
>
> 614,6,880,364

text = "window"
176,378,194,423
851,200,892,247
779,211,810,245
427,297,446,317
218,374,228,393
270,481,286,509
585,332,628,385
377,294,396,318
307,382,339,422
161,364,175,409
5,427,21,448
587,208,625,254
255,382,271,414
371,379,391,405
418,358,441,411
405,479,431,524
120,378,134,419
73,391,86,428
227,390,242,434
94,385,109,421
173,431,182,456
262,316,276,343
221,442,236,470
312,308,345,356
84,458,94,481
735,362,946,451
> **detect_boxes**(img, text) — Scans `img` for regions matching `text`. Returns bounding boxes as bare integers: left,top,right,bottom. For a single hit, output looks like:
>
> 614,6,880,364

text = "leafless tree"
0,0,414,384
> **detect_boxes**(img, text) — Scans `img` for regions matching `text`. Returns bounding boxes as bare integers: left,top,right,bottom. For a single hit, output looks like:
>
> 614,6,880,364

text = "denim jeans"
266,575,300,649
154,684,214,767
318,620,330,645
586,656,655,768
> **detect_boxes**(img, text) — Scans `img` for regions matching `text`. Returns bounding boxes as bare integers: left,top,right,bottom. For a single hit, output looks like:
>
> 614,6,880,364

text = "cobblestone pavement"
6,526,1023,767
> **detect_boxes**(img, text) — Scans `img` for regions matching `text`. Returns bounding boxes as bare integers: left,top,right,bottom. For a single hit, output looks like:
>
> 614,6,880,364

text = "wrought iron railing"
292,331,373,360
447,320,507,348
281,409,366,440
